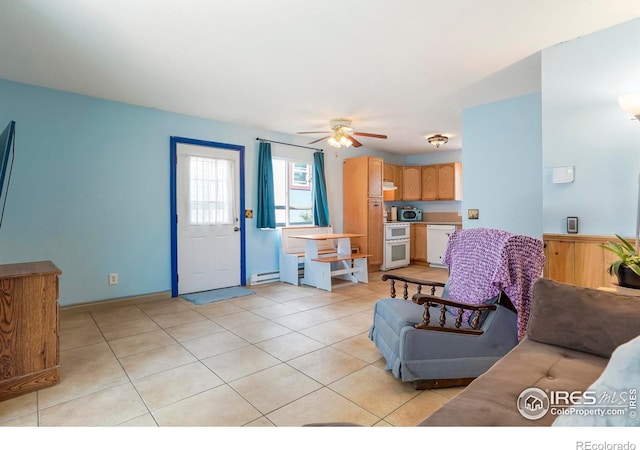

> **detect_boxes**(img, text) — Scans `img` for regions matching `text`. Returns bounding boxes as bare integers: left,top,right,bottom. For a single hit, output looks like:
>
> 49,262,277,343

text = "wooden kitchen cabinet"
383,163,403,201
411,223,427,262
438,163,462,200
393,165,404,200
0,261,61,401
383,163,394,183
368,157,383,198
421,163,462,201
421,165,438,200
402,166,421,201
543,234,620,289
343,156,384,271
368,198,384,266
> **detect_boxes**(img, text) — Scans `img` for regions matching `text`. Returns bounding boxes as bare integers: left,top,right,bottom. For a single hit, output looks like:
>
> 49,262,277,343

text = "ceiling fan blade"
353,132,388,139
297,131,329,134
348,136,363,147
308,136,330,145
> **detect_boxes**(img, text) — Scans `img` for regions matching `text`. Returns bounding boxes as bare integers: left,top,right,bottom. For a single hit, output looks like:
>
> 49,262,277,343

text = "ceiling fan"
297,118,387,148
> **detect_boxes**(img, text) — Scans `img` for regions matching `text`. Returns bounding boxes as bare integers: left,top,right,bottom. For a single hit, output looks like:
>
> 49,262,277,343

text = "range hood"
383,181,397,191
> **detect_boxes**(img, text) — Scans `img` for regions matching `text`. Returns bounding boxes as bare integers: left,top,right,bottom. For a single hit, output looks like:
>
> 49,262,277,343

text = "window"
188,156,234,225
273,158,313,227
290,163,311,190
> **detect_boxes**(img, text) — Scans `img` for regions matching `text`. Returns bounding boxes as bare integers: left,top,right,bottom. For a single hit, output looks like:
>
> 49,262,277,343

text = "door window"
188,156,235,225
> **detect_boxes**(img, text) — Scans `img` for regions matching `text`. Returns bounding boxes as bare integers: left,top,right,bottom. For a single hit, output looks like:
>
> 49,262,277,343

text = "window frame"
289,162,311,190
273,157,314,228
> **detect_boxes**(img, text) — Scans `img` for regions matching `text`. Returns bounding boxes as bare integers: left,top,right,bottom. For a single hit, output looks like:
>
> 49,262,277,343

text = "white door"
176,142,241,295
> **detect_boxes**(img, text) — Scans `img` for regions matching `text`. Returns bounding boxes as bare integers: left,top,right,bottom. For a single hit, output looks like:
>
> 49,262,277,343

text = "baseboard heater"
249,271,280,285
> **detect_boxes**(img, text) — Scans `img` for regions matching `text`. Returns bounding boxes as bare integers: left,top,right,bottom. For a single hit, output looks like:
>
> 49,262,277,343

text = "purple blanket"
442,228,545,341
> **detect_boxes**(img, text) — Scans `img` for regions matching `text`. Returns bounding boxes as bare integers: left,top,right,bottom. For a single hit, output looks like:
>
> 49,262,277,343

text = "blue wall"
0,80,360,306
542,18,640,236
461,93,543,237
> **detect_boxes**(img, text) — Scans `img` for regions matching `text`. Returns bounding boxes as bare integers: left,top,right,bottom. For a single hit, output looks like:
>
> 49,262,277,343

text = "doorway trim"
170,136,246,297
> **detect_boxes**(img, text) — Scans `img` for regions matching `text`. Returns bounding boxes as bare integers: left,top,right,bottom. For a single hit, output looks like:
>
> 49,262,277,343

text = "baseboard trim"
61,291,173,313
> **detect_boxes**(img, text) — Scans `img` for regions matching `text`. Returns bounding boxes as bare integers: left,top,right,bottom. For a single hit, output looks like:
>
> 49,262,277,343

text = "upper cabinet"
402,166,421,201
420,165,438,200
392,162,462,202
433,162,462,201
383,163,403,201
368,157,383,198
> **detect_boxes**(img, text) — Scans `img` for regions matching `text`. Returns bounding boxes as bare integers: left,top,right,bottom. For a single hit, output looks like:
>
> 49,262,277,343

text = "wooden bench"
279,226,335,285
291,232,369,292
311,254,372,263
310,253,372,291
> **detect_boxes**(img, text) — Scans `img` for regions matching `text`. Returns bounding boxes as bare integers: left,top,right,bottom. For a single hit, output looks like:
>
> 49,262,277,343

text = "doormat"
181,286,256,305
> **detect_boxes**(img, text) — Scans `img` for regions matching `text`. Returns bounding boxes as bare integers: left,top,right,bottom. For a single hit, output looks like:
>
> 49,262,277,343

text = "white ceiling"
1,0,638,154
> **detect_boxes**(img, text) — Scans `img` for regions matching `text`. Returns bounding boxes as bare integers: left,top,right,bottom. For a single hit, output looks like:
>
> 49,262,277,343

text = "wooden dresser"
0,260,61,401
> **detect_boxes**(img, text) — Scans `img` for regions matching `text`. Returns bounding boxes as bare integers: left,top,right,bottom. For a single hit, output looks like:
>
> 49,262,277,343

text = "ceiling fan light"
328,136,340,148
340,135,351,147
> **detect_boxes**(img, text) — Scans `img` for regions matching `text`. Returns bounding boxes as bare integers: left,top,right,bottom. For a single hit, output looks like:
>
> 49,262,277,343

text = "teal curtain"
313,151,331,227
257,142,276,229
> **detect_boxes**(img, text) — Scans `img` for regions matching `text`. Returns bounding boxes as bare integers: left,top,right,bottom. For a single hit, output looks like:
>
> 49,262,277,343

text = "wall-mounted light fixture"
619,93,640,120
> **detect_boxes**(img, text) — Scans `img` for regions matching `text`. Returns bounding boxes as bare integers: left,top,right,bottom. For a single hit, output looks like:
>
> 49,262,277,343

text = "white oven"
381,222,410,271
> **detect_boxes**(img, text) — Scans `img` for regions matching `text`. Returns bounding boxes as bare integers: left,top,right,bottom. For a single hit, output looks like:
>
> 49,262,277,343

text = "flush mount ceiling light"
427,134,448,149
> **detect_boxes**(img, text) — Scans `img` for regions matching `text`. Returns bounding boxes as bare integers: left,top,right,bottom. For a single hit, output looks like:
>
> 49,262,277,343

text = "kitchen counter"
384,221,462,226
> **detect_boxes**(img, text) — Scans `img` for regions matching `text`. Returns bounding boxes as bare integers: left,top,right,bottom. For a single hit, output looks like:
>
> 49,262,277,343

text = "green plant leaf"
616,234,637,253
600,241,625,257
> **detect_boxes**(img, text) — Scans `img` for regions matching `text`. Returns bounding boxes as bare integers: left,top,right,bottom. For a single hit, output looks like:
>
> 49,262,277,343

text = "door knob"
234,227,240,232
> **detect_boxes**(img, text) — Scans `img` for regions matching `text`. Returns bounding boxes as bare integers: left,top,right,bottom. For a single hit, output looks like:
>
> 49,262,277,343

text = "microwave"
399,208,422,221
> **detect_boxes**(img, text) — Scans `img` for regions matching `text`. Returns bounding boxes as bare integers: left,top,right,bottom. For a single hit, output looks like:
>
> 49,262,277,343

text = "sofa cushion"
418,338,608,426
527,278,640,358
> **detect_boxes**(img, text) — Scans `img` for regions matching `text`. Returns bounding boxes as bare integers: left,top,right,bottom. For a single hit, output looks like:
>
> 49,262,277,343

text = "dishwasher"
427,224,456,268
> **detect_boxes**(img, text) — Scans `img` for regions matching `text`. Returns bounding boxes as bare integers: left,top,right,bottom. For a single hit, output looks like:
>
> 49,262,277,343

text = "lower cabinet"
543,234,620,289
411,223,427,262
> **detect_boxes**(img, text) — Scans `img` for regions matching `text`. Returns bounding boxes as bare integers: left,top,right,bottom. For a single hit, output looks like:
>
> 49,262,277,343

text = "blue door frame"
169,136,247,297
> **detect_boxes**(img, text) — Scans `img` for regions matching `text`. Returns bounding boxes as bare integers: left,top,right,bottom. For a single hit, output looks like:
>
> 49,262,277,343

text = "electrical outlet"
109,273,118,285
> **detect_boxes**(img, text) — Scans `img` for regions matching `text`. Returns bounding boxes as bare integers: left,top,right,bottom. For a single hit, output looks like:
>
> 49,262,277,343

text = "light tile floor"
0,265,463,428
